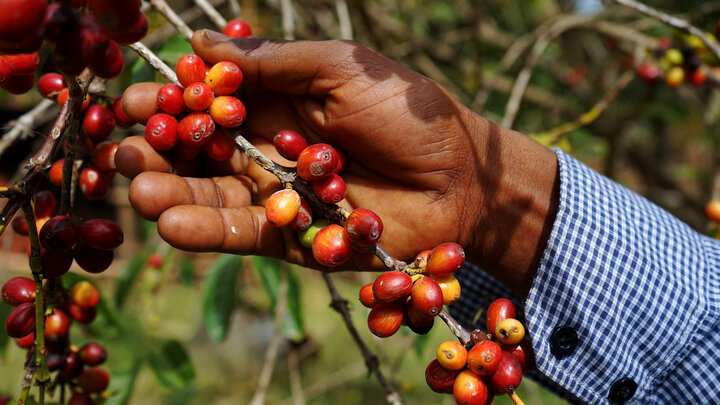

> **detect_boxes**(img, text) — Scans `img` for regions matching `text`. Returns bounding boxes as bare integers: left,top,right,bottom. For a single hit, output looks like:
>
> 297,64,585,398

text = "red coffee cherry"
0,57,11,88
68,302,97,324
83,105,116,142
77,367,110,393
11,215,29,236
44,310,70,341
453,370,488,405
37,73,66,99
109,12,147,45
690,69,707,86
311,173,346,204
34,190,56,219
2,277,35,306
79,167,110,200
39,245,74,279
436,341,467,370
502,339,536,373
92,141,119,174
113,96,134,128
208,96,246,127
49,159,64,187
0,0,48,41
5,302,35,338
40,215,78,252
296,144,339,181
78,343,107,366
72,281,100,308
89,40,124,79
0,33,42,54
79,219,124,250
68,392,94,405
147,253,163,269
358,283,376,308
409,276,443,317
312,224,352,267
176,54,207,87
344,208,383,247
273,130,308,161
265,189,301,227
425,242,465,276
60,351,83,380
73,243,114,274
372,271,412,303
88,0,141,36
46,351,66,371
204,61,244,96
425,359,461,394
288,198,313,231
637,63,661,84
1,73,35,95
488,351,523,394
80,12,110,47
486,298,517,337
404,304,435,335
178,112,216,147
4,53,40,75
467,340,502,376
203,129,236,161
156,84,185,116
15,331,35,349
367,303,404,338
223,18,252,38
183,82,214,111
145,113,179,152
40,3,80,43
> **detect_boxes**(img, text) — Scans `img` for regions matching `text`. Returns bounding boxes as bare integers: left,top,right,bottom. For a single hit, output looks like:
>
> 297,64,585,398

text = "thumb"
191,30,359,97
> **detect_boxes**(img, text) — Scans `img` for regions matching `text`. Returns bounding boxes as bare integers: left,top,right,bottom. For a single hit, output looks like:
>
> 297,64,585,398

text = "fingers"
128,171,255,221
191,30,361,97
115,136,171,179
121,82,162,124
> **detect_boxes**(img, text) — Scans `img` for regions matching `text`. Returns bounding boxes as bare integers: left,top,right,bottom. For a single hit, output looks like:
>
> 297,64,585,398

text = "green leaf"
103,358,143,405
115,247,154,309
148,339,195,389
252,257,305,342
166,385,197,405
412,332,433,356
129,57,156,84
202,254,241,342
0,301,12,359
156,34,193,67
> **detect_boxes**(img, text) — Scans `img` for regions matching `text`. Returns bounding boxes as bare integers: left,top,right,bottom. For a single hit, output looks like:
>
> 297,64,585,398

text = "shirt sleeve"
451,149,720,404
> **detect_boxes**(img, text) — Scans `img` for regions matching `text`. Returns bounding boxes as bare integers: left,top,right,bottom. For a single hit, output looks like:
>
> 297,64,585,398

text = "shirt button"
549,326,578,359
608,378,637,404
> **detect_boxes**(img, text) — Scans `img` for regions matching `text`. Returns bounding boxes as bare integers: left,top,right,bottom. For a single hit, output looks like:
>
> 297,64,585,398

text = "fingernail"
203,29,230,42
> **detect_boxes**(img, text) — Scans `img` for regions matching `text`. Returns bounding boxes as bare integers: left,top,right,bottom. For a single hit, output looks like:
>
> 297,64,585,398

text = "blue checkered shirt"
450,149,720,404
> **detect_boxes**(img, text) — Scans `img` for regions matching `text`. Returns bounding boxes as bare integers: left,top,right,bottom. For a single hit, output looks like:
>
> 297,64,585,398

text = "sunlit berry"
312,224,352,267
436,341,467,370
425,242,465,276
372,271,412,304
208,96,246,127
204,61,243,96
311,173,346,204
156,84,185,116
183,82,214,111
273,130,307,161
486,298,516,337
145,113,179,152
265,189,301,227
344,208,383,247
178,112,215,147
223,18,252,38
367,303,404,338
296,144,338,181
452,369,488,405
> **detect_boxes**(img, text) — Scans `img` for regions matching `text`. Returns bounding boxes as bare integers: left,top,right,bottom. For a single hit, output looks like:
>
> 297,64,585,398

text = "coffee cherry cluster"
637,36,710,88
425,298,535,405
3,277,110,405
359,243,464,338
0,0,146,86
36,71,130,200
0,52,40,94
11,190,123,278
140,53,246,161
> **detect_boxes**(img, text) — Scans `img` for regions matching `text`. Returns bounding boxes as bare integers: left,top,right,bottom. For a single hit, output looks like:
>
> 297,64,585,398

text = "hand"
116,30,559,297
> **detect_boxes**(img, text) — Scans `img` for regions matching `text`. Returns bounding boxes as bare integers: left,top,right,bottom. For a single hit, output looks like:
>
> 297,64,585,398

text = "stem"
0,99,56,160
438,309,471,347
509,391,525,405
149,0,193,41
128,42,181,85
321,273,403,405
193,0,227,29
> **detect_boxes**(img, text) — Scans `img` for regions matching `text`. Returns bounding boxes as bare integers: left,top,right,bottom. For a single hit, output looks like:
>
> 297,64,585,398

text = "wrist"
464,113,560,298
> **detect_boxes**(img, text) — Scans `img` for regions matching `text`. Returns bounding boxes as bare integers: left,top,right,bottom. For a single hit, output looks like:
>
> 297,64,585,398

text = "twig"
279,361,366,405
142,0,225,48
281,0,295,40
335,0,353,40
528,69,635,143
128,42,181,86
438,309,471,347
228,0,241,19
287,345,305,405
193,0,227,29
149,0,193,41
249,264,289,405
501,14,595,129
613,0,720,60
0,99,56,159
321,273,403,405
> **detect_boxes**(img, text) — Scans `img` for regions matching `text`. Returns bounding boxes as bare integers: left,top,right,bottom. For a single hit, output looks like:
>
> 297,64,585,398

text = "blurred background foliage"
2,0,720,404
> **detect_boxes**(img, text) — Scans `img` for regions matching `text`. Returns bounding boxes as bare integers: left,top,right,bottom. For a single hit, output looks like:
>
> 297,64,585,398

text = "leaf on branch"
252,256,306,343
156,34,194,66
148,339,196,389
202,254,241,342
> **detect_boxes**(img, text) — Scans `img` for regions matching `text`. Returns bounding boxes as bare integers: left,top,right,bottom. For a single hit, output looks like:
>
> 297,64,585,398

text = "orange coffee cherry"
436,341,467,370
